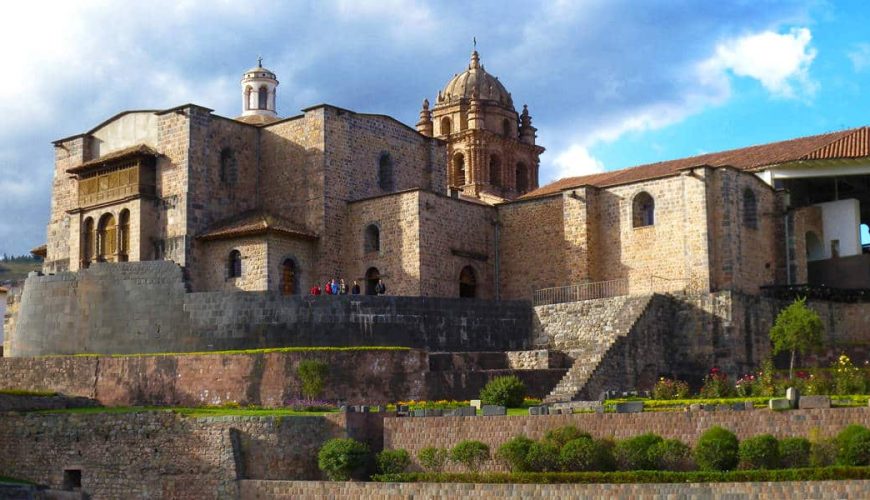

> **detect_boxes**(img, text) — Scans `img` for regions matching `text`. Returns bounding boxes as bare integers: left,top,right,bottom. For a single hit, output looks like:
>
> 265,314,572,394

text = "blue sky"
1,0,869,255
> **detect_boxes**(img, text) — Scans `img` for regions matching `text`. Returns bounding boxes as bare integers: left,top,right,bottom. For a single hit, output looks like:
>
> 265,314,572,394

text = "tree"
296,359,329,401
769,297,823,379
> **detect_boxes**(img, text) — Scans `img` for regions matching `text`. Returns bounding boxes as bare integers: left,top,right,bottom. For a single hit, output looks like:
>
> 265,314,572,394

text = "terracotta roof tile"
198,210,318,241
30,244,47,258
523,127,870,199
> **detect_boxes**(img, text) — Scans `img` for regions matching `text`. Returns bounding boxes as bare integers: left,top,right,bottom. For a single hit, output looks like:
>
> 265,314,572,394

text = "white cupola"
239,57,279,123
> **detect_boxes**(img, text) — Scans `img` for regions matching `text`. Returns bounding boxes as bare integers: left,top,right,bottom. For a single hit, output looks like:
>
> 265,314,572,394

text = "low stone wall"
0,350,428,406
384,407,870,472
238,479,870,499
0,411,378,499
8,261,531,356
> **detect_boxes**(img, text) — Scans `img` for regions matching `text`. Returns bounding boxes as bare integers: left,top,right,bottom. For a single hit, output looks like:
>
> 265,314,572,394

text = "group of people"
310,278,386,296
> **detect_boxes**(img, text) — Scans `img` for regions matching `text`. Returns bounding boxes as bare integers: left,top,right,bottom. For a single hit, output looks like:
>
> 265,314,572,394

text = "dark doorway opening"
63,469,82,490
459,266,476,298
281,259,296,295
365,267,380,295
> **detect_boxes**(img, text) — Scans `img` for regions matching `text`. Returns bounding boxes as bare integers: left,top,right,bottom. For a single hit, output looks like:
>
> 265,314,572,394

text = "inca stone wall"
7,261,531,356
384,408,870,473
0,411,378,499
0,350,429,406
239,479,870,499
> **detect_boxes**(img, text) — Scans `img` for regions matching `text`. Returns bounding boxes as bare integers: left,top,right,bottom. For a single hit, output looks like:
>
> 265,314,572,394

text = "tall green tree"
769,297,824,379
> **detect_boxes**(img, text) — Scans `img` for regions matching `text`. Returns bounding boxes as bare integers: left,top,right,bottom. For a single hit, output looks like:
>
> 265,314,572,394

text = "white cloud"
552,144,605,179
702,27,817,99
848,43,870,73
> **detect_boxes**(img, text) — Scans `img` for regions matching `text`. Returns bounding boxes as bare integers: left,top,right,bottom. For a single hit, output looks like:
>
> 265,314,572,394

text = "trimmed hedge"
779,437,811,469
614,433,662,470
738,434,780,470
480,376,526,408
543,426,592,449
450,440,490,472
373,466,870,484
317,438,370,481
695,426,739,471
496,436,535,472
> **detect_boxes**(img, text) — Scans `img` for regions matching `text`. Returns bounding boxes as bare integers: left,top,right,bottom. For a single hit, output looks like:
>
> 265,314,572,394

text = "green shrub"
525,442,561,472
296,359,329,401
376,449,410,474
648,438,693,471
543,425,592,450
560,437,617,472
614,433,663,471
417,447,448,472
496,435,535,472
778,437,811,468
836,425,870,466
695,426,739,471
450,440,490,472
652,377,690,400
810,438,838,467
317,438,370,481
832,354,865,395
479,376,526,408
699,368,734,398
738,434,780,470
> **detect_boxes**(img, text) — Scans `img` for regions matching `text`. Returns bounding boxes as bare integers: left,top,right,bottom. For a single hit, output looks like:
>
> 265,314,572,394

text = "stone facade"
239,479,870,499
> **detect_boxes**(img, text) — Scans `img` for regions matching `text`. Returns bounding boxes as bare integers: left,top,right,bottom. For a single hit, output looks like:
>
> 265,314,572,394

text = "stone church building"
38,51,870,302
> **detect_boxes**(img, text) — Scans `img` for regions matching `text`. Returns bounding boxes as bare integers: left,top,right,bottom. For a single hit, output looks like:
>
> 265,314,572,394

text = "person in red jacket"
310,285,321,295
323,280,333,295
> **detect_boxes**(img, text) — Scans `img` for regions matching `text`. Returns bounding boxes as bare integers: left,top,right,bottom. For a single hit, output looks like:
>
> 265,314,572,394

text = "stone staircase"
543,295,654,403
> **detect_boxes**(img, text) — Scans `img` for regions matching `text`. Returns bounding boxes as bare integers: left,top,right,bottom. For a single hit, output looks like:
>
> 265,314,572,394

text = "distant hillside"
0,259,43,282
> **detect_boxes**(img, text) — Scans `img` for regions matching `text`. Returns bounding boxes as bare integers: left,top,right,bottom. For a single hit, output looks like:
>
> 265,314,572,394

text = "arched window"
743,188,758,229
806,232,824,261
502,118,512,138
228,250,242,278
378,152,394,191
244,86,252,110
97,213,117,262
118,209,130,262
459,266,477,298
258,86,268,109
220,148,237,185
453,153,466,186
365,267,380,295
516,162,529,194
281,258,297,295
632,192,655,227
82,217,95,267
440,116,452,136
364,224,380,253
489,154,501,187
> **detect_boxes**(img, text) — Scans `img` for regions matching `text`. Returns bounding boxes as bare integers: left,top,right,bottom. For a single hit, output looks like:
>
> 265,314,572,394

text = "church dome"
439,51,513,108
243,64,276,80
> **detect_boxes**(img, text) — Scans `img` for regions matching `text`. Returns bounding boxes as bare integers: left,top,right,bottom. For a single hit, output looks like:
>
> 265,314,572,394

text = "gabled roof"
66,144,159,175
197,209,318,241
523,126,870,199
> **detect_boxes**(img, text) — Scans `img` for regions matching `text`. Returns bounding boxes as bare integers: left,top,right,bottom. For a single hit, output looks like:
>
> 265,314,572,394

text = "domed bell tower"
418,49,544,201
238,58,279,124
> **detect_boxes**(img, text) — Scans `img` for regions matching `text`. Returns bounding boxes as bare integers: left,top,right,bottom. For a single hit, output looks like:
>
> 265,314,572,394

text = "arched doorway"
281,259,297,295
453,153,466,186
365,267,380,295
97,213,117,262
459,266,476,298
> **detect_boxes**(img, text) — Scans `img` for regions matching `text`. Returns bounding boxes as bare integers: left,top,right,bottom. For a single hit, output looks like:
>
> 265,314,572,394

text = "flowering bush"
699,368,734,398
284,398,336,412
833,354,865,395
734,374,757,398
652,377,690,400
804,368,834,395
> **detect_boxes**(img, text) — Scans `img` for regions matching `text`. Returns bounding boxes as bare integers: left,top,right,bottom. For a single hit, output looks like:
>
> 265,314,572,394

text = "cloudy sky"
1,0,869,255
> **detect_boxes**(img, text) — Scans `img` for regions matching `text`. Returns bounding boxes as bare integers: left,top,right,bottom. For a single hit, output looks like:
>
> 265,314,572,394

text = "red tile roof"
30,244,47,258
198,210,318,241
522,126,870,199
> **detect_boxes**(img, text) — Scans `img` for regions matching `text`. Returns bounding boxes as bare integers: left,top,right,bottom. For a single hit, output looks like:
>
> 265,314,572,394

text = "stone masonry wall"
0,350,428,406
385,407,870,473
239,479,870,499
0,411,373,499
8,261,531,356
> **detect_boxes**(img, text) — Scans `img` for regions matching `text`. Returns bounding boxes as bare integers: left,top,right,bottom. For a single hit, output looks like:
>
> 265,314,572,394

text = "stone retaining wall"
384,407,870,472
7,261,531,356
238,479,870,499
